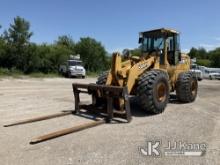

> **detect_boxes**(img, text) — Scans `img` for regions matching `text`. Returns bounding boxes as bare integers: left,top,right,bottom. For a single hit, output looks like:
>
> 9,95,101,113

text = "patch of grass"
0,68,23,78
0,68,61,78
0,68,101,79
86,71,98,77
197,59,211,67
0,68,9,75
27,72,61,78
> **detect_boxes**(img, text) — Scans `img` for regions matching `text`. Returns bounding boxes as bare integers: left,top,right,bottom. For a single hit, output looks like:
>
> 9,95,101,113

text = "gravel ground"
0,77,219,165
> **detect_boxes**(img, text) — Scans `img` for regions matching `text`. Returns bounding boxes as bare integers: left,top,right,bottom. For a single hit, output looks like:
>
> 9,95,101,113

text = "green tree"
209,48,220,67
4,16,33,70
75,37,108,72
53,35,76,71
131,48,141,56
34,44,53,73
188,47,207,59
197,47,207,59
0,17,110,74
56,35,75,50
188,47,198,58
0,24,5,66
50,44,73,71
197,59,211,67
0,36,7,67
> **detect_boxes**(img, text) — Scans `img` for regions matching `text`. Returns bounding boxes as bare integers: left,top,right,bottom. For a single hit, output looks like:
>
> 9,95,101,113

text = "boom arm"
106,53,155,94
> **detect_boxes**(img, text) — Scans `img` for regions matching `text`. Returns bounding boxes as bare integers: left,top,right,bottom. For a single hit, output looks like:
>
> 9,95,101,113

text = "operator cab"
139,28,181,65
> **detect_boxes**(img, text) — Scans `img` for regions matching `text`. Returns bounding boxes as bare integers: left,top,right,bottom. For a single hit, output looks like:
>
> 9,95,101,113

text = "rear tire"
176,72,198,103
67,72,71,78
137,70,169,114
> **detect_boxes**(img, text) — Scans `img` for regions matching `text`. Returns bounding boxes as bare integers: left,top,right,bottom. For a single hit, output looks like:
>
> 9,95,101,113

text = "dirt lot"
0,77,220,165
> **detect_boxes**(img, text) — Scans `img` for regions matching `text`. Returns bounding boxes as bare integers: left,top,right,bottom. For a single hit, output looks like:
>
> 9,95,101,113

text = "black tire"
95,71,109,106
137,70,169,114
176,72,198,103
67,72,71,78
96,71,109,85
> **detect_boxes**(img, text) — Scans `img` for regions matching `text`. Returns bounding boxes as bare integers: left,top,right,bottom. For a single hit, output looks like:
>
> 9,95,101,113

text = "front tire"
176,72,198,103
96,71,109,84
137,70,169,114
95,71,109,106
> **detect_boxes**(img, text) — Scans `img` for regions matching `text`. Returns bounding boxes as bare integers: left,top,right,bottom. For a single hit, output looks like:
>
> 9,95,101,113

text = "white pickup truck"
59,60,86,78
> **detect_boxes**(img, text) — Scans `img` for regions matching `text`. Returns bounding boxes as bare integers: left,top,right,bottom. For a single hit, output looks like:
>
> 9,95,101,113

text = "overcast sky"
0,0,220,52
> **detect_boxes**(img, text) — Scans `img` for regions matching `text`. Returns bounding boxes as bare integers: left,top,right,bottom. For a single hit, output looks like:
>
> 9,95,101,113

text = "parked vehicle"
190,64,203,81
199,66,220,80
205,70,220,80
59,59,86,78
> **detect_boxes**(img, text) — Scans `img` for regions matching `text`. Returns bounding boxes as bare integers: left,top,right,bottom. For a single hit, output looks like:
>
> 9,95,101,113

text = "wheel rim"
156,82,167,102
191,80,197,96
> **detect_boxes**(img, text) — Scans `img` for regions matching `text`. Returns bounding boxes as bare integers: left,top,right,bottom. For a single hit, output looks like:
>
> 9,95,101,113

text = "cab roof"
140,28,179,37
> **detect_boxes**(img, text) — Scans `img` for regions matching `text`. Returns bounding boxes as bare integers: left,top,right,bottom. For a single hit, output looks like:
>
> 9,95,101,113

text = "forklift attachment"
30,119,105,144
3,111,72,127
72,83,132,123
3,81,132,144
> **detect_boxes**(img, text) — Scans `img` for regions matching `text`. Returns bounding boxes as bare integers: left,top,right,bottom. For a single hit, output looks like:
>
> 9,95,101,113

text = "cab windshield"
68,61,82,66
141,37,164,52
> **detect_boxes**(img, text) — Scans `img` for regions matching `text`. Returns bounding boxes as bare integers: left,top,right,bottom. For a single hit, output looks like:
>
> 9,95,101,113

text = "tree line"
126,46,220,68
188,47,220,68
0,16,110,74
0,16,219,75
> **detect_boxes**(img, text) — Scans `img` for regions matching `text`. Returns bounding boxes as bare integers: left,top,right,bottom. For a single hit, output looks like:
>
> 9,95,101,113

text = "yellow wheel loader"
4,28,198,144
72,28,198,122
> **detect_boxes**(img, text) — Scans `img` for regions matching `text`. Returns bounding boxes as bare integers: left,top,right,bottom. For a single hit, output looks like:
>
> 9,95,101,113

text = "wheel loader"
72,28,198,122
4,28,198,144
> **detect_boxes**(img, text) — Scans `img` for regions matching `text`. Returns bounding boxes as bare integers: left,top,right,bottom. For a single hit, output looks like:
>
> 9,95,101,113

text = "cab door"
167,34,181,66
